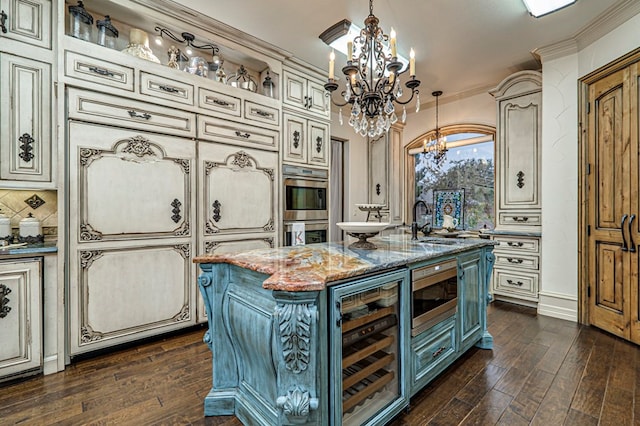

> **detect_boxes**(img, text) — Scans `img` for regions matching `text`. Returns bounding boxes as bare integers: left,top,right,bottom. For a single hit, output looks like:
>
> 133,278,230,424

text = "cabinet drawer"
198,88,241,117
244,100,279,128
412,316,456,383
494,252,539,270
493,268,538,299
67,88,196,137
65,51,134,91
498,211,541,226
198,115,278,151
493,235,539,253
139,72,194,106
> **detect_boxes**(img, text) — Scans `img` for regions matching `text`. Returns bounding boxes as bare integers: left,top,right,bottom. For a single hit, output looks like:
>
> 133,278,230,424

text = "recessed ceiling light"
522,0,577,18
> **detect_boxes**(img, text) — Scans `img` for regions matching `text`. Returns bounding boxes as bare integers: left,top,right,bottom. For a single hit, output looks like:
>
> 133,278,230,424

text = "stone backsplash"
0,189,57,242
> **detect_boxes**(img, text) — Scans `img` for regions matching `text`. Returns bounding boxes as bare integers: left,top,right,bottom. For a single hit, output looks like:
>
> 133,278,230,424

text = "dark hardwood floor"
0,301,637,425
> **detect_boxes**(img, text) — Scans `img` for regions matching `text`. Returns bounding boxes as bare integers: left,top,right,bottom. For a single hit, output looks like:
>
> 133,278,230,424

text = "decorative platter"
337,222,390,249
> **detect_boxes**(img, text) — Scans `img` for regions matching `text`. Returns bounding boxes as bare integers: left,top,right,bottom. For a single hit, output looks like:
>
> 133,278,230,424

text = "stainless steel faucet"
411,200,430,240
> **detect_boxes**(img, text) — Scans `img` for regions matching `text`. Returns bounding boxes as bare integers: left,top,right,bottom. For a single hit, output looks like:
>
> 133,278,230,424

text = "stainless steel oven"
283,165,328,221
411,259,458,336
283,221,328,246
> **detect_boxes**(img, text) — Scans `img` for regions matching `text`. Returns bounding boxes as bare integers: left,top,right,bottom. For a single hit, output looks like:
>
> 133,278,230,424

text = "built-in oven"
411,259,458,336
283,165,328,221
283,221,328,246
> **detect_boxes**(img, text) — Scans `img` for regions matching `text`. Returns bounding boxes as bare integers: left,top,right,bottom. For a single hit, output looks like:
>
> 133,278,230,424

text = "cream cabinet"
0,52,52,184
67,121,197,355
283,67,329,118
0,0,51,49
283,112,329,168
0,258,42,381
369,133,389,210
491,234,540,305
367,124,404,223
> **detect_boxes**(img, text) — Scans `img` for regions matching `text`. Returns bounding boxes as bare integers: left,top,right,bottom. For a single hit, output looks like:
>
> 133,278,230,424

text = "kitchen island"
194,235,496,425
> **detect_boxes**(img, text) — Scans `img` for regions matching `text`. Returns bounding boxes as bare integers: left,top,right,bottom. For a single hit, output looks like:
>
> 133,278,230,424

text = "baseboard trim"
537,291,578,322
43,355,60,375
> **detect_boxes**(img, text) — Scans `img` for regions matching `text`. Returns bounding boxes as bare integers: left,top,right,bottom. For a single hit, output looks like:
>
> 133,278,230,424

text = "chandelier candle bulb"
329,50,335,79
347,41,353,61
410,48,415,76
390,27,397,58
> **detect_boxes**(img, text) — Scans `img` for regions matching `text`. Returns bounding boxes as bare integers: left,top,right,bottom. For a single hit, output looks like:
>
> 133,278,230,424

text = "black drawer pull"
211,98,231,107
235,131,251,139
506,279,524,286
432,346,447,358
511,216,529,222
507,241,524,247
1,10,7,34
88,66,115,77
128,110,151,120
159,85,179,93
506,257,524,264
254,109,272,118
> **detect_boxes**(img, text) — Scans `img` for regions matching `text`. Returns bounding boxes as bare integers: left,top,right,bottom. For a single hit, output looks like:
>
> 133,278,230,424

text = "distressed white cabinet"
0,53,52,184
67,121,197,354
283,112,329,168
367,124,404,223
0,258,42,381
282,67,329,118
0,0,51,49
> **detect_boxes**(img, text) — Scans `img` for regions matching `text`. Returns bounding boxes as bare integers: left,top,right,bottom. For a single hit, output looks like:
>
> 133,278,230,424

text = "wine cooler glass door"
329,270,408,426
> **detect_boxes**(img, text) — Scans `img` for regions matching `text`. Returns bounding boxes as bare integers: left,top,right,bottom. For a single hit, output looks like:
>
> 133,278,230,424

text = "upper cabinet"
0,0,52,49
283,67,329,119
283,112,329,168
490,70,542,229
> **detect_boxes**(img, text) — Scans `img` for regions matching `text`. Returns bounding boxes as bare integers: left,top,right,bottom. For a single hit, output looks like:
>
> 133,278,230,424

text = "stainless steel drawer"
65,51,134,91
139,72,194,106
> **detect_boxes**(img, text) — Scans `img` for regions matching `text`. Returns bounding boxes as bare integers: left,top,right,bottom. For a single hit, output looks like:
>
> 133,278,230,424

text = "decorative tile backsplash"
0,190,57,241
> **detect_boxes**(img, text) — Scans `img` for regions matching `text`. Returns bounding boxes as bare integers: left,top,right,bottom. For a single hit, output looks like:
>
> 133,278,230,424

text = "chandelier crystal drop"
324,0,420,138
423,90,448,166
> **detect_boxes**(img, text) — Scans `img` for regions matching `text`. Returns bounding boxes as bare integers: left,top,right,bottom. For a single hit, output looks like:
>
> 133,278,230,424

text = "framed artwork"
433,189,465,229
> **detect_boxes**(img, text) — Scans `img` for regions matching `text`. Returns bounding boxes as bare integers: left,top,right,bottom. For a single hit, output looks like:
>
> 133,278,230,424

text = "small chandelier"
423,90,448,166
322,0,420,138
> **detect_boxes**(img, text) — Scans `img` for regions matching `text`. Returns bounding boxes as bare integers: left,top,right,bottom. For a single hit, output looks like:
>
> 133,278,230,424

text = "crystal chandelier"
423,90,448,166
323,0,421,138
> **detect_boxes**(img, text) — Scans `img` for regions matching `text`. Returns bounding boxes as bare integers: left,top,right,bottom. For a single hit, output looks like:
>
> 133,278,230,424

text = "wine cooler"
330,270,408,426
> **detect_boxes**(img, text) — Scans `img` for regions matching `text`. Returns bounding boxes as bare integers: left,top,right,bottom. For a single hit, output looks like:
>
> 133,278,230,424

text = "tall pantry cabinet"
489,71,543,306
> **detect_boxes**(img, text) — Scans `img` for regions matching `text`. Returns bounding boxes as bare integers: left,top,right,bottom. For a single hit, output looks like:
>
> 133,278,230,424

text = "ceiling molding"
573,0,640,50
532,39,578,63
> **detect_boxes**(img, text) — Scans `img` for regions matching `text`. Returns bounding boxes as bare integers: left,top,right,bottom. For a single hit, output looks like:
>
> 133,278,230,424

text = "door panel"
629,62,640,342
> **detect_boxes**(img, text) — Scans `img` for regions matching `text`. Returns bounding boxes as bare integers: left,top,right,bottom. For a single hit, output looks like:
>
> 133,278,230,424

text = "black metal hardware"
376,183,381,195
0,284,11,318
506,257,523,264
170,199,181,223
336,301,342,326
212,200,221,222
621,214,628,252
629,214,636,253
127,110,151,120
516,171,525,188
235,131,250,139
432,346,446,358
18,133,34,162
1,10,8,33
315,136,323,153
293,130,300,149
512,216,529,222
254,109,272,118
154,26,219,57
159,85,179,93
506,279,524,286
88,66,114,77
507,242,524,247
212,98,230,107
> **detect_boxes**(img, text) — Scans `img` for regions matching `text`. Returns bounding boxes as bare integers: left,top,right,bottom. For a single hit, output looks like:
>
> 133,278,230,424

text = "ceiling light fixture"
521,0,577,18
320,0,420,138
422,91,448,166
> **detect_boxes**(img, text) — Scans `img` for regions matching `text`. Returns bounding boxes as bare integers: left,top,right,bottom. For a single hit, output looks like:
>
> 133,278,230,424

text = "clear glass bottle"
262,71,275,98
96,15,118,49
68,1,93,42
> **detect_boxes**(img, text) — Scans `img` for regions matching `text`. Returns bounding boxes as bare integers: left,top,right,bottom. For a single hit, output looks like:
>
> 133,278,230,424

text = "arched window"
405,124,496,231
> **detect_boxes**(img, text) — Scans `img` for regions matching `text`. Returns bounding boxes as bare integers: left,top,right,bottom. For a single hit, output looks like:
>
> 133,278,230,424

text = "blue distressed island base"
194,236,496,425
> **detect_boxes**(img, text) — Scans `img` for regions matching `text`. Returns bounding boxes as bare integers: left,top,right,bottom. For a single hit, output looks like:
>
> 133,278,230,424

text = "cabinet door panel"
0,0,51,49
369,134,389,207
200,143,277,235
458,252,483,351
0,260,41,378
283,113,306,163
308,79,329,117
308,120,329,167
0,53,51,182
69,245,194,355
283,69,306,108
69,122,195,242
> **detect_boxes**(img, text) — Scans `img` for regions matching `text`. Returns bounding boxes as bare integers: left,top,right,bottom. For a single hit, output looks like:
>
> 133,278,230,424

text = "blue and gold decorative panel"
433,189,464,229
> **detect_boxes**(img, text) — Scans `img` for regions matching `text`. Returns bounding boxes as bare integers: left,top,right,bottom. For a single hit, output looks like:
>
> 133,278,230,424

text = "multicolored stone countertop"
193,235,496,292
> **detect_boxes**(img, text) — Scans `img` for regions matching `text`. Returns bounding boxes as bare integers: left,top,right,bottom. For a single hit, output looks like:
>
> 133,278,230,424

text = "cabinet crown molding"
489,70,542,100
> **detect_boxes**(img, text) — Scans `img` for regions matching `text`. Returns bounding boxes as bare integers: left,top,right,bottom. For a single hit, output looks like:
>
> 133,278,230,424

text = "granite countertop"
0,242,58,257
193,235,496,292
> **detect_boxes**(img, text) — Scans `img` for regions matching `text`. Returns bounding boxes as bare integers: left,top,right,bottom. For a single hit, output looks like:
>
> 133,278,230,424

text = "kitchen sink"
415,237,458,245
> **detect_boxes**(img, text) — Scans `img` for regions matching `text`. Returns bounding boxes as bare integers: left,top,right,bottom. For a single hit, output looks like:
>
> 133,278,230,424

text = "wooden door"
630,62,640,342
587,65,634,340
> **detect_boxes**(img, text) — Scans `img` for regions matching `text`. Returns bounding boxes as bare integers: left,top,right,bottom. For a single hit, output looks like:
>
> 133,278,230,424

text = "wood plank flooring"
1,301,638,425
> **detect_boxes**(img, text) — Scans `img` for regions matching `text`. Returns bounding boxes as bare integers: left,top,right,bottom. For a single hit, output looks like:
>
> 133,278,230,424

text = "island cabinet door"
68,122,195,242
457,251,484,352
198,142,278,236
329,270,409,426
